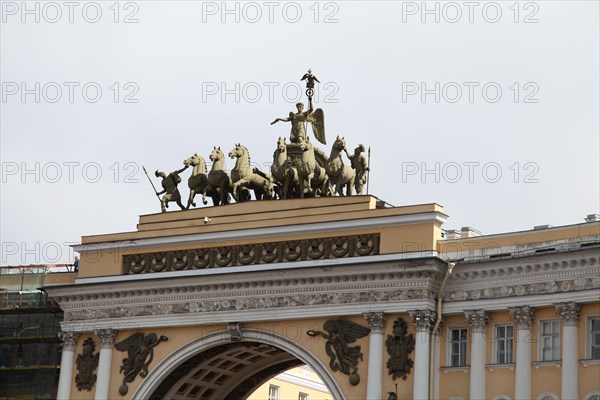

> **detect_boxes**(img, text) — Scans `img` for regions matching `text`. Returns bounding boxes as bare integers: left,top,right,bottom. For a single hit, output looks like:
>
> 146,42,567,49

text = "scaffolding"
0,266,63,400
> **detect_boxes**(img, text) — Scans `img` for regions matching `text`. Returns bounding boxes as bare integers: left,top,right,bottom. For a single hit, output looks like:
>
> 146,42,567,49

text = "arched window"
583,390,600,400
492,395,512,400
536,392,559,400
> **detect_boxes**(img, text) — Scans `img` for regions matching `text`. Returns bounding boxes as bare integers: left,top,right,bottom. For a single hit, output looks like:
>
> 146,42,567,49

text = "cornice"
72,212,447,253
443,253,599,303
50,265,443,325
442,289,599,314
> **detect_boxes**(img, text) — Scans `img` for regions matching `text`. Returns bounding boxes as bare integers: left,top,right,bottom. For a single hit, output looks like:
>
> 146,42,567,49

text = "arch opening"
134,329,344,400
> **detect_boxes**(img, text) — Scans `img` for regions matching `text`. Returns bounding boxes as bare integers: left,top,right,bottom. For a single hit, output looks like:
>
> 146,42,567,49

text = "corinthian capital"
555,302,581,326
59,331,80,351
509,306,535,330
364,312,387,334
409,310,437,332
94,329,117,349
465,310,489,333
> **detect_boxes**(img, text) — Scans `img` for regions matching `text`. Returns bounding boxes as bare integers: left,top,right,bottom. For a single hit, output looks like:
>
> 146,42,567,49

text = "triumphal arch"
45,71,600,400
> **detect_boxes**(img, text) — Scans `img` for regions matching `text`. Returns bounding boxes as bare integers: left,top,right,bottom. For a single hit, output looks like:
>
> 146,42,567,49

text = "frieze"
63,289,434,321
54,270,436,307
443,276,600,302
448,257,598,282
123,234,380,274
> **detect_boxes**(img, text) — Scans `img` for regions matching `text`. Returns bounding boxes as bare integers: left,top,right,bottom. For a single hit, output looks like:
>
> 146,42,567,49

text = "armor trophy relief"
144,69,371,212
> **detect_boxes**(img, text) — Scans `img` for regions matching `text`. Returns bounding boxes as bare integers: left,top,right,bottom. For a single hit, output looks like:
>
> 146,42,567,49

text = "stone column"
57,331,80,400
555,302,581,400
509,306,535,400
364,312,387,400
94,329,117,400
409,310,436,400
465,310,489,400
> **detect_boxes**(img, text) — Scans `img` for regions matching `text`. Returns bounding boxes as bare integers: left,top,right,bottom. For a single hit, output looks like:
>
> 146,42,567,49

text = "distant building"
247,365,332,400
0,265,75,399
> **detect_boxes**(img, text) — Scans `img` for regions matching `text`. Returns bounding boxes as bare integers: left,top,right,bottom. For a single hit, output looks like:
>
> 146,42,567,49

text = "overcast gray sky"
1,1,599,265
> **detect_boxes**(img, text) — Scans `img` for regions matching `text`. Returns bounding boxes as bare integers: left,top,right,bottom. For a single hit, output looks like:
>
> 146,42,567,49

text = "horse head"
333,136,346,151
229,143,249,161
277,137,287,153
184,153,201,167
210,146,224,162
228,143,242,159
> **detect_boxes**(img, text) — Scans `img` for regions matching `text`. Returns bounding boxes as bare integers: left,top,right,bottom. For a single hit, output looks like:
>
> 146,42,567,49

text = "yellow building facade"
247,366,333,400
40,196,599,399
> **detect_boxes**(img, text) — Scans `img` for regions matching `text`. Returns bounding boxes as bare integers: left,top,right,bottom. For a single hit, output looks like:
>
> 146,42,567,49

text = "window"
298,393,309,400
539,320,560,361
536,393,559,400
448,327,467,366
589,316,600,359
268,385,280,400
583,391,600,400
495,325,514,364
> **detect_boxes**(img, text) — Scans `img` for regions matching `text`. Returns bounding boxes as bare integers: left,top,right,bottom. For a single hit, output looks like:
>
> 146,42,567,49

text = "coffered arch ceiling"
150,342,304,400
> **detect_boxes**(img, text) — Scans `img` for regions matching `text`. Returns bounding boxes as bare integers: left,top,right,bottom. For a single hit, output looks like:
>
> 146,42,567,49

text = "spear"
366,146,372,194
142,166,160,197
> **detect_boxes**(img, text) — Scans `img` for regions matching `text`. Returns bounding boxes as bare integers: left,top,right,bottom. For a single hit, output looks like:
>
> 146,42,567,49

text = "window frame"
298,392,309,400
538,319,560,361
447,326,468,367
268,384,280,400
587,315,600,359
493,324,514,364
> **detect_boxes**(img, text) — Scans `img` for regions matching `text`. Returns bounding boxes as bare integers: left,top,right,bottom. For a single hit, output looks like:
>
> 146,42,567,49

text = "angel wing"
313,146,328,169
114,332,144,352
307,108,326,145
326,319,371,343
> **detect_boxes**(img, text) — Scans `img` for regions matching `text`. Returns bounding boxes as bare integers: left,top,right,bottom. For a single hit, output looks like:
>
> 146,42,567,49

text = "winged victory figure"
114,332,168,395
307,319,370,385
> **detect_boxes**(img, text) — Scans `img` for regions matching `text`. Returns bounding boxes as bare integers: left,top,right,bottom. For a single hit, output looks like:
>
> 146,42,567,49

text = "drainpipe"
429,261,455,398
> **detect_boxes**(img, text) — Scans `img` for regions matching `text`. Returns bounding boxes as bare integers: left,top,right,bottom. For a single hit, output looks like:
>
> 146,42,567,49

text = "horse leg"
201,187,209,205
336,176,345,196
299,176,305,198
218,182,229,205
306,172,314,196
283,177,290,199
234,179,248,202
187,189,196,209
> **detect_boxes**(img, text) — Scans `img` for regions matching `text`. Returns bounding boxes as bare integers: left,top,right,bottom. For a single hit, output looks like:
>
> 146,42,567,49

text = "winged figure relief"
114,332,168,395
307,319,370,385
